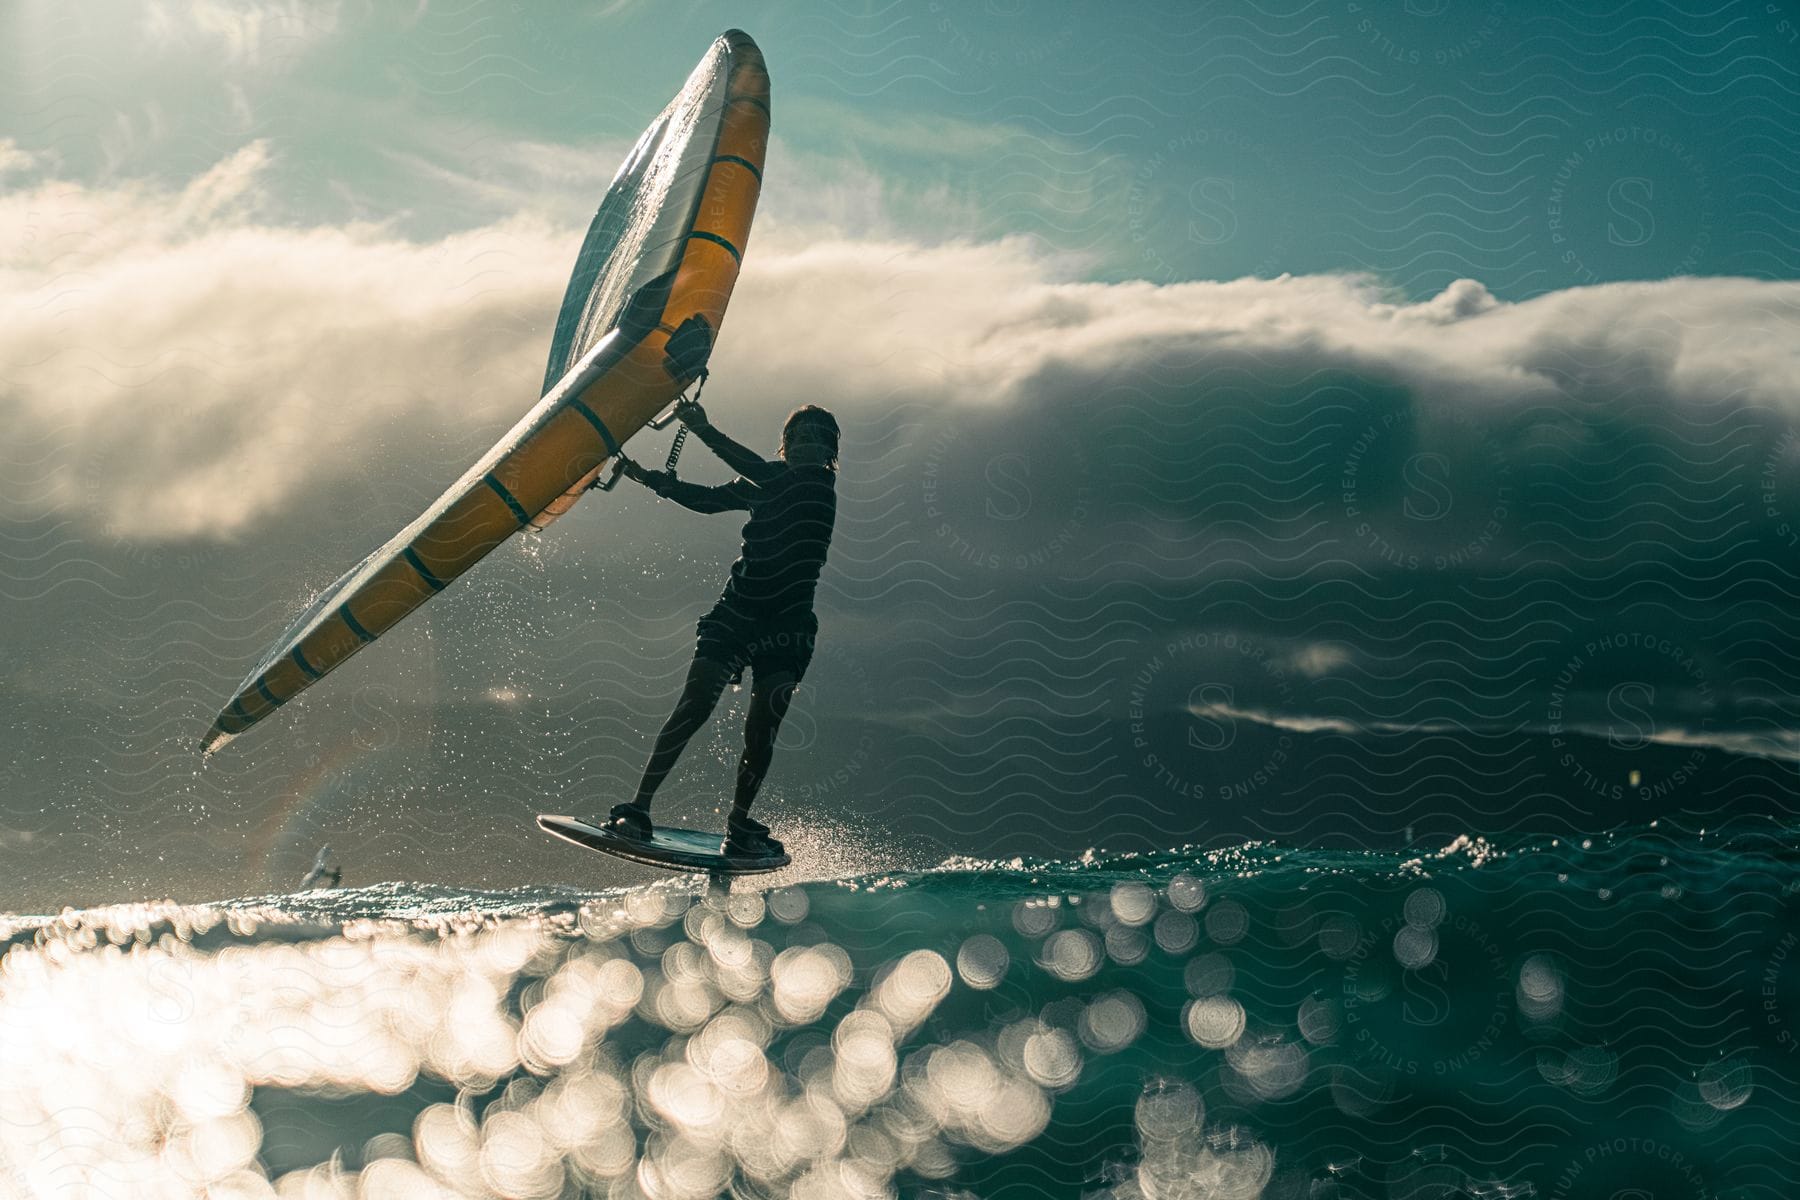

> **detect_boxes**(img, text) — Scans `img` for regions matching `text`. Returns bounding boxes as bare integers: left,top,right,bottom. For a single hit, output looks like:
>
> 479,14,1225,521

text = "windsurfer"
603,402,840,856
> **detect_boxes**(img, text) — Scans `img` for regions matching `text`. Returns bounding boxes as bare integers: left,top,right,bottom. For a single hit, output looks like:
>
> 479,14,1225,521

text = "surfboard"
537,814,790,874
202,29,770,756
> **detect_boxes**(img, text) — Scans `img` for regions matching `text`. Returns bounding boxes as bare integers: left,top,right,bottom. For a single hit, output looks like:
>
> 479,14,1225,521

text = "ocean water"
4,824,1798,1199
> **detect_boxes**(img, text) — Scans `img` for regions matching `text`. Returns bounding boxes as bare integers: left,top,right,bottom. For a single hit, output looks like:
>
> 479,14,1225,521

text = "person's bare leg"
732,671,797,820
632,658,733,810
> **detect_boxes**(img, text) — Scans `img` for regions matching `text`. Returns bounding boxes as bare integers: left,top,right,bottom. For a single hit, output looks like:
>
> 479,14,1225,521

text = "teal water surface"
4,824,1797,1198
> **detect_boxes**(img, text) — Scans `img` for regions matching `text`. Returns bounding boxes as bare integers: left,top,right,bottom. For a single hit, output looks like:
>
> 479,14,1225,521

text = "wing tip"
719,28,765,73
200,724,235,759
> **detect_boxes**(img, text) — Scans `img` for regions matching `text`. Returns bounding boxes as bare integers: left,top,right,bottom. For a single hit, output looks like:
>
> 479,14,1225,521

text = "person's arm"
677,400,782,486
661,476,756,513
621,460,755,513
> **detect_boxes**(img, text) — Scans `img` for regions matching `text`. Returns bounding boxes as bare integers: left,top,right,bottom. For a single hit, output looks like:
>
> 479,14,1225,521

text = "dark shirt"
660,462,837,623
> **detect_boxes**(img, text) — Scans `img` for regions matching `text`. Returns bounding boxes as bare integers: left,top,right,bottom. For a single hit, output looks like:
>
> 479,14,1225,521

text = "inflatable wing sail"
202,30,769,756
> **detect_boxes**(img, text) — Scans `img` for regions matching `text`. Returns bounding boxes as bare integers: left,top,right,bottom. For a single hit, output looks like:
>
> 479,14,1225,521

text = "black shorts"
694,606,817,685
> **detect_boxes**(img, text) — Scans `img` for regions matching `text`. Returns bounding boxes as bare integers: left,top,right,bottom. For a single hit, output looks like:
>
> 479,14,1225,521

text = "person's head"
779,405,840,469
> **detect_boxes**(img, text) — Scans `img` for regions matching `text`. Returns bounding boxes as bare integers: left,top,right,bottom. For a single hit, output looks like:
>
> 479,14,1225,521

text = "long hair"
779,405,840,470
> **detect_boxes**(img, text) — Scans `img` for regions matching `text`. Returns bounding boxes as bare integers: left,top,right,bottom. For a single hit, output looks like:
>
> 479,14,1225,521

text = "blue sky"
7,0,1788,293
5,1,1800,905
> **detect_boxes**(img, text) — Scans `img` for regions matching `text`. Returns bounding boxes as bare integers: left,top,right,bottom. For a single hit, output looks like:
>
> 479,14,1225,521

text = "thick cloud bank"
6,146,1798,550
0,142,561,539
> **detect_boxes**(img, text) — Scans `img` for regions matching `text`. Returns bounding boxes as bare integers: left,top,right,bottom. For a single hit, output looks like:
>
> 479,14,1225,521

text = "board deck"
537,814,790,874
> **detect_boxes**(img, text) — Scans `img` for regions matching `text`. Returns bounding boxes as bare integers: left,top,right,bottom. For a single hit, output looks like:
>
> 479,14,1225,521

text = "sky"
4,0,1800,909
